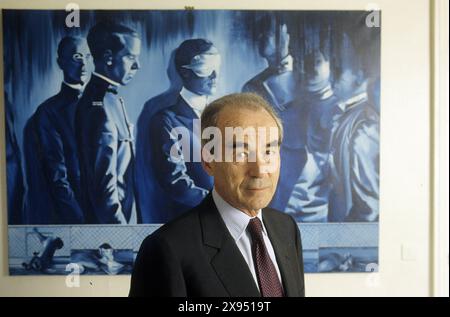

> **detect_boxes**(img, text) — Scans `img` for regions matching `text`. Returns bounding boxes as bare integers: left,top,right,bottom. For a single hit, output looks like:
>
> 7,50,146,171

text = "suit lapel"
262,209,299,297
199,194,260,297
173,96,199,129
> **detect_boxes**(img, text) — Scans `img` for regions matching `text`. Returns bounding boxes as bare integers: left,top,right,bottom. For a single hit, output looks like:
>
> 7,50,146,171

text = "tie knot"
247,217,264,240
106,86,118,95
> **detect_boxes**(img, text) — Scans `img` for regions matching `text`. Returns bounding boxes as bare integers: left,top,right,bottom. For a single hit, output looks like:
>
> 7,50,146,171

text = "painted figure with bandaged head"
140,39,221,223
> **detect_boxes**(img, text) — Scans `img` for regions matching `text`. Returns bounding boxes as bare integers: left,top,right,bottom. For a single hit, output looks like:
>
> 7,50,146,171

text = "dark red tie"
247,217,284,297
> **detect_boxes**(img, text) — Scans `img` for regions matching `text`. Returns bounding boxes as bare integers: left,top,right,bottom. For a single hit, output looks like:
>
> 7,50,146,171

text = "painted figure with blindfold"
142,39,220,223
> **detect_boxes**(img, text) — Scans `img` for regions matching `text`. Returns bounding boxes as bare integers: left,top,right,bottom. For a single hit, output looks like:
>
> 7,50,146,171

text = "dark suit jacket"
135,89,180,223
129,194,305,297
75,75,138,224
23,83,83,224
141,95,213,223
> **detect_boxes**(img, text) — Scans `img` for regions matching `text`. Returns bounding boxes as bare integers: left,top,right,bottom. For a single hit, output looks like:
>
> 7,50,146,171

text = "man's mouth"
246,187,270,191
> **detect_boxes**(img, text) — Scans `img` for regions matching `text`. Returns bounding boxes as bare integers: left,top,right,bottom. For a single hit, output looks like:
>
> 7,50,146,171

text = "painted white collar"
212,188,265,242
63,81,84,91
338,92,368,112
93,72,121,87
180,87,209,118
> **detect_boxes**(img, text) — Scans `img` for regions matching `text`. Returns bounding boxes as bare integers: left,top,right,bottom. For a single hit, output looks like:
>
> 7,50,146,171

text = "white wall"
0,0,437,297
432,0,449,298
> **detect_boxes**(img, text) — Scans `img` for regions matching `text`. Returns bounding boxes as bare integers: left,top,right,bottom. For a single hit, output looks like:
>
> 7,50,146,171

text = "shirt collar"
212,188,265,242
92,72,121,87
306,83,334,100
63,81,84,91
180,87,209,117
338,91,368,112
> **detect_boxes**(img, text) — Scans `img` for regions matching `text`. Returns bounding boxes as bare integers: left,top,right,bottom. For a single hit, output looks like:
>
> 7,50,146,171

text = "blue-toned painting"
3,9,380,275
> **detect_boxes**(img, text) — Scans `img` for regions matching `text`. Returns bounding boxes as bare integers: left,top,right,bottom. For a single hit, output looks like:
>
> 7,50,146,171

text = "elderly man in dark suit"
75,21,141,224
23,36,90,224
140,39,220,223
130,93,305,297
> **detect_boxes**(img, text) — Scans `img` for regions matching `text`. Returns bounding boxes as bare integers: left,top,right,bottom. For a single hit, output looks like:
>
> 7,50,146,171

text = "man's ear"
56,57,64,70
201,155,214,177
178,68,191,80
103,49,113,66
355,69,366,86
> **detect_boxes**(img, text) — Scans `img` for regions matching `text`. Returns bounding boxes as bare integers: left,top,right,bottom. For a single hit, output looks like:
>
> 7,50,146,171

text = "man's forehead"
217,112,279,144
61,39,87,55
74,41,90,52
217,107,277,128
119,34,141,53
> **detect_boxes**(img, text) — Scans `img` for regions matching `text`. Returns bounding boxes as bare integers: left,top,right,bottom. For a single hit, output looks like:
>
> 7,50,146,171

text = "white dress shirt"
180,87,209,118
212,188,283,291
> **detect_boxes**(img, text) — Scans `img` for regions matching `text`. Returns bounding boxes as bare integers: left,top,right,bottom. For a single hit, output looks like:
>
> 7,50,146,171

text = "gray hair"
200,92,283,147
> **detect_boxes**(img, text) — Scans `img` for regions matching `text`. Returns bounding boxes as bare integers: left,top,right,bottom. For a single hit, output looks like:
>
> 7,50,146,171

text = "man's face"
203,107,281,215
59,39,91,85
334,68,365,100
182,46,220,96
99,248,114,261
184,70,219,96
110,35,141,85
306,52,330,86
258,24,289,66
260,32,276,63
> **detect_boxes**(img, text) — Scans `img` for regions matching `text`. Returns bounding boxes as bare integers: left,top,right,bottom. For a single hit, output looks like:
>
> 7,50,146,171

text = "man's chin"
245,196,272,211
121,76,134,85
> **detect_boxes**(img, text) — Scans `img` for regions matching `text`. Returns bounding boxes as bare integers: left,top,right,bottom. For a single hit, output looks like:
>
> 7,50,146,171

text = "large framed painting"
2,9,380,275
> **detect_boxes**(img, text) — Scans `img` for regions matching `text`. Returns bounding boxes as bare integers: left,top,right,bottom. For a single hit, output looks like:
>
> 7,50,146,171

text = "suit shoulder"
145,208,202,246
263,207,297,227
242,68,273,92
154,102,179,119
149,106,179,131
77,95,108,120
33,93,63,118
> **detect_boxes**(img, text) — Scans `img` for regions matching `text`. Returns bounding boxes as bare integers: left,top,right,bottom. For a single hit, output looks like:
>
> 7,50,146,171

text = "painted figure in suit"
142,39,219,223
328,37,380,222
285,49,340,222
135,49,182,223
242,18,306,212
130,93,305,297
75,21,141,224
23,36,90,224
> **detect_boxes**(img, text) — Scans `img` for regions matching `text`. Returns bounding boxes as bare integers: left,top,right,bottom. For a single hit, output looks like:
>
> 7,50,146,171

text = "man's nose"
248,153,268,177
209,70,217,79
